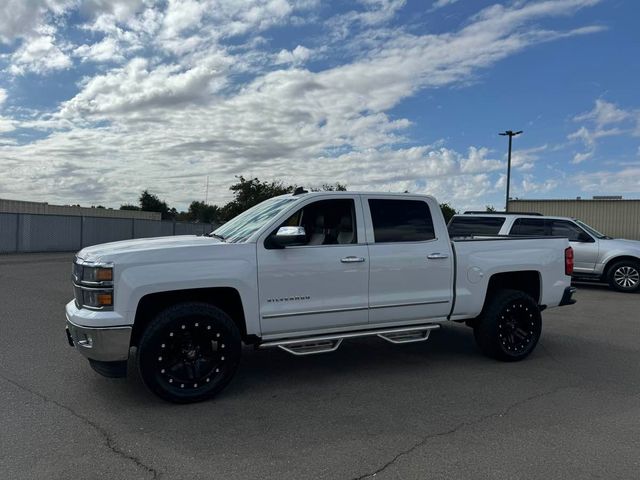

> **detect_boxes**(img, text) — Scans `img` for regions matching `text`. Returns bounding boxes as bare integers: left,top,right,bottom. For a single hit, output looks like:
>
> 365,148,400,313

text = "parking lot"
1,253,638,479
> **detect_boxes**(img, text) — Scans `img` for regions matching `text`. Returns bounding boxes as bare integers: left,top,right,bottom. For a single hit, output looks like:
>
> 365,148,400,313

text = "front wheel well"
130,287,248,347
602,256,640,278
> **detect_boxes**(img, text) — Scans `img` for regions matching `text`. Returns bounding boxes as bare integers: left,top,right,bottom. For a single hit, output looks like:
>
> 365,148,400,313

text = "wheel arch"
481,270,541,313
602,255,640,278
130,287,252,347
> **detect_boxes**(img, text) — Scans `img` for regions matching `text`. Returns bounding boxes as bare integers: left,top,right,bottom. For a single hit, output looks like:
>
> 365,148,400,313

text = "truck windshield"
574,220,610,239
210,196,299,243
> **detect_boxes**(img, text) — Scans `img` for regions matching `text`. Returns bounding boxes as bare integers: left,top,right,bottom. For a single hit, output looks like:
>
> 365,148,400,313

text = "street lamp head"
499,130,523,137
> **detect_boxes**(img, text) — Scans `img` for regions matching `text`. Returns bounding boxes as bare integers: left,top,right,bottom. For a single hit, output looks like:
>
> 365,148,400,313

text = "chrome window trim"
366,237,439,246
283,242,368,250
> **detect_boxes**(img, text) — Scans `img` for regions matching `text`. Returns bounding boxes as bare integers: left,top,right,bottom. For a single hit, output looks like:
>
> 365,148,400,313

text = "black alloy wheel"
138,303,241,403
496,301,537,355
474,289,542,362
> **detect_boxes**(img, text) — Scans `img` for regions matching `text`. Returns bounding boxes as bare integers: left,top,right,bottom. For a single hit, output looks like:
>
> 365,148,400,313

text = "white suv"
449,212,640,293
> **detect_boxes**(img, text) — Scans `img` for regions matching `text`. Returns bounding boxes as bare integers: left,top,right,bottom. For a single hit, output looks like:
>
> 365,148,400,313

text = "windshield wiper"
209,233,226,242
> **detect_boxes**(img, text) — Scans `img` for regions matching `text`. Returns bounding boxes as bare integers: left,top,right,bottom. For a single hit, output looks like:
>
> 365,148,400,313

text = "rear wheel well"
602,256,640,278
131,287,249,347
482,271,541,312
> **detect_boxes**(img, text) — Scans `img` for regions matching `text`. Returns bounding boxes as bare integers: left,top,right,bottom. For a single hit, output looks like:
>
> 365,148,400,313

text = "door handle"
341,256,366,263
427,253,449,260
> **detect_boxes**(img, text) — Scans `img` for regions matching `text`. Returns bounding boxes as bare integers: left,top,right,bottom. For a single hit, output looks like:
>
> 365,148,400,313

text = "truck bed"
450,236,571,320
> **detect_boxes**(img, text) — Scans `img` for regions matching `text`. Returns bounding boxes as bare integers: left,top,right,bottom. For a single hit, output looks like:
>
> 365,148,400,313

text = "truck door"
364,196,454,324
257,196,369,336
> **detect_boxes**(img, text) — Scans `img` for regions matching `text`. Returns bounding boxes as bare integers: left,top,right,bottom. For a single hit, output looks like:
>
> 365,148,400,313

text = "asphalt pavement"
1,253,638,479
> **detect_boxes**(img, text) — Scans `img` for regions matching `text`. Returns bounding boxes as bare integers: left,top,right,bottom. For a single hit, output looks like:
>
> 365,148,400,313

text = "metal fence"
0,213,217,254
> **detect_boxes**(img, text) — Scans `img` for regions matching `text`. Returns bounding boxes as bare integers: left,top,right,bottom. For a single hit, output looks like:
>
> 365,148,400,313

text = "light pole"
499,130,522,212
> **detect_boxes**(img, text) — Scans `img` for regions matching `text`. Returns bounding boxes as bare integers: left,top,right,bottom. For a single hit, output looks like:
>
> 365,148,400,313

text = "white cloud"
60,55,232,118
572,151,593,164
517,175,559,195
432,0,460,10
569,99,640,163
9,29,72,75
275,45,312,65
511,145,547,170
0,0,607,208
0,0,74,43
0,88,7,106
74,37,124,63
574,99,631,127
574,167,640,194
160,0,207,38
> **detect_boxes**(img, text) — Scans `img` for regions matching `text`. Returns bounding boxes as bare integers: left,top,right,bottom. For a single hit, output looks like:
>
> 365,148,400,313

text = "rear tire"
606,260,640,293
473,289,541,362
138,302,241,403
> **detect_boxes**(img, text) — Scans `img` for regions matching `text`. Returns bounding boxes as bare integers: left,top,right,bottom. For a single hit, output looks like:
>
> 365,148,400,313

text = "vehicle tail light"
565,247,574,276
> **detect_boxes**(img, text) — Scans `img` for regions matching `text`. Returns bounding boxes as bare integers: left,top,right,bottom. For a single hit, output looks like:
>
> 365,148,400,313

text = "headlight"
74,265,113,285
73,258,114,310
74,286,113,309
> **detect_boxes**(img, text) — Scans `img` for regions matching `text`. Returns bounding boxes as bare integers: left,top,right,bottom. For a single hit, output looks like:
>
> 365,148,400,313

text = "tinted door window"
272,199,357,246
550,220,590,242
369,199,435,243
448,216,505,236
510,218,547,236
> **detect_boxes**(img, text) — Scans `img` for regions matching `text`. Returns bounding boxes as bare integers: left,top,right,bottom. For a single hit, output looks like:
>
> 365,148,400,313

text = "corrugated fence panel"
0,213,19,253
134,219,164,239
18,214,81,252
160,221,175,236
1,214,220,253
82,217,133,247
174,223,215,236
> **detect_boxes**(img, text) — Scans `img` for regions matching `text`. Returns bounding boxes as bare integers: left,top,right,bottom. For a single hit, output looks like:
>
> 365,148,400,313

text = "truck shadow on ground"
111,323,488,404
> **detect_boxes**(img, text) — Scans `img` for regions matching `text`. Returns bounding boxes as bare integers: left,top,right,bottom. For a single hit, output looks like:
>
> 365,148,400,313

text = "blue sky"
0,0,638,210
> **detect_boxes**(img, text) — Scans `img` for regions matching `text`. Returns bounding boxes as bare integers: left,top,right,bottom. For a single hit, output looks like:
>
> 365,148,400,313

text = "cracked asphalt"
1,253,639,480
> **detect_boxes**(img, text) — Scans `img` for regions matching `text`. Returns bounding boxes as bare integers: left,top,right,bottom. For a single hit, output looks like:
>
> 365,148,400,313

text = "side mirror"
269,226,307,248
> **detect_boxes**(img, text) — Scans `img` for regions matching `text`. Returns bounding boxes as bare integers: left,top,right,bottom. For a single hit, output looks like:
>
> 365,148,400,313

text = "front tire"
473,289,542,362
607,260,640,293
138,302,241,403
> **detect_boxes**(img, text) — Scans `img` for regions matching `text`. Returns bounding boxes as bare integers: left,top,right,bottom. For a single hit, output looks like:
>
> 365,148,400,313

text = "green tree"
485,204,496,212
439,203,457,223
138,190,174,219
188,201,221,223
119,204,140,211
219,176,294,221
312,183,347,192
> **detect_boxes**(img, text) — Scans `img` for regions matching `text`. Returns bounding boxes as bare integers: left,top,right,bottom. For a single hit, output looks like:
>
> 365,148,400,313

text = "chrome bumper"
66,317,132,362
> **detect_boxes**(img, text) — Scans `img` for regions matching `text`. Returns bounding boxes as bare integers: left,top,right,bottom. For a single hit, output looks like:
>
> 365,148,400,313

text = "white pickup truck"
66,191,576,403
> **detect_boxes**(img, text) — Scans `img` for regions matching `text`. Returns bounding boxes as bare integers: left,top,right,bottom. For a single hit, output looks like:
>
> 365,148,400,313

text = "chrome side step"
259,324,440,356
278,339,343,356
377,329,433,344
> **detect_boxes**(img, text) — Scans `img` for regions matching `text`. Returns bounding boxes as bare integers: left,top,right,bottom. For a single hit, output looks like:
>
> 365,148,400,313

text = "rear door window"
448,216,505,236
368,199,435,243
510,218,547,236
